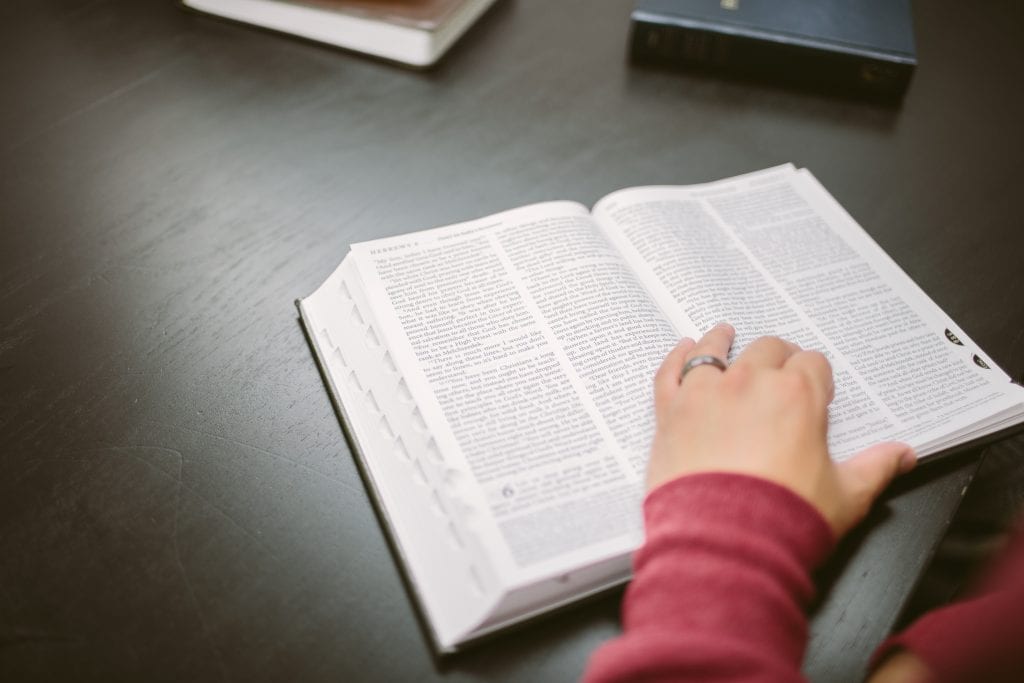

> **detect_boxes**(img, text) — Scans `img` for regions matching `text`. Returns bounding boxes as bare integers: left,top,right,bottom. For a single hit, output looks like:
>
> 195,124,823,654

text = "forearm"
584,473,835,683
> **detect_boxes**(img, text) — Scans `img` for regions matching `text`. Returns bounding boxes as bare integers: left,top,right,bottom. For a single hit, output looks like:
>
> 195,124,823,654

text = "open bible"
297,165,1024,652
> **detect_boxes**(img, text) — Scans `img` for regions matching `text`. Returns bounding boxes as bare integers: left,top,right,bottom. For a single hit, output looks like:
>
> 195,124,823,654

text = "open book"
297,165,1024,652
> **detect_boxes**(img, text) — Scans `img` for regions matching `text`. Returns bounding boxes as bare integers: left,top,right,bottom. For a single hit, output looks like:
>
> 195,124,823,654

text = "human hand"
647,323,916,538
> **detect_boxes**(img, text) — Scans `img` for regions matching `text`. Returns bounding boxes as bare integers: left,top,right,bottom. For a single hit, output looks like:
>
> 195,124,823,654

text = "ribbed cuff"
643,472,836,572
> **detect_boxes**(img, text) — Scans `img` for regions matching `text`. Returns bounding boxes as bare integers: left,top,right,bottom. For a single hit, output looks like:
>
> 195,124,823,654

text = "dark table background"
2,1,1022,681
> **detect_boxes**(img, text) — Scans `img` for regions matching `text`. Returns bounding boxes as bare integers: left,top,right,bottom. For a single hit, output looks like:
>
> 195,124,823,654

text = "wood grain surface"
1,1,1022,681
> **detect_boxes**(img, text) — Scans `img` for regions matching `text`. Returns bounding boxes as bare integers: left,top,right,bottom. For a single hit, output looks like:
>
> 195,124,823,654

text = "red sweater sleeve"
872,525,1024,683
584,473,835,683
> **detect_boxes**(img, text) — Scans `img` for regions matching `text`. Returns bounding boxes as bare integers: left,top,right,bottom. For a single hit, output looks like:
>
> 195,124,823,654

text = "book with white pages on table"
182,0,500,67
297,164,1024,652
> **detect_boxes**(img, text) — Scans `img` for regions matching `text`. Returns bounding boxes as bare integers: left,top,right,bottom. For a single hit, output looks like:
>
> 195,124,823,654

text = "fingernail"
714,322,734,333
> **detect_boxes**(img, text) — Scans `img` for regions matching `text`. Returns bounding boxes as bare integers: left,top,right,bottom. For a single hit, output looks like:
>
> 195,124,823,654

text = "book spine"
629,17,914,100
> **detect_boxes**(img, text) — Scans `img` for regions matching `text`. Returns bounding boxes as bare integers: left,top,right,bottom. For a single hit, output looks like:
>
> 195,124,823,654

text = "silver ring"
680,355,727,382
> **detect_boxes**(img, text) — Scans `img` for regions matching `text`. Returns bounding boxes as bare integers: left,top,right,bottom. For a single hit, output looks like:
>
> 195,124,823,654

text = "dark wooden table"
2,1,1022,681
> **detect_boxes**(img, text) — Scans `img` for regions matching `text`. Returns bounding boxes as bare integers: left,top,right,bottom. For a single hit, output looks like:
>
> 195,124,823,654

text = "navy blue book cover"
631,0,916,98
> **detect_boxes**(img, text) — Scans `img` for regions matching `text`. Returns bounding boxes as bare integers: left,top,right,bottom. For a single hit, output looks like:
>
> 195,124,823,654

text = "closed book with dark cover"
630,0,917,100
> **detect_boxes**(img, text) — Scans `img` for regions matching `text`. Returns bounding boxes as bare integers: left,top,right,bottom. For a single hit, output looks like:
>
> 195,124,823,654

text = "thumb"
834,442,915,533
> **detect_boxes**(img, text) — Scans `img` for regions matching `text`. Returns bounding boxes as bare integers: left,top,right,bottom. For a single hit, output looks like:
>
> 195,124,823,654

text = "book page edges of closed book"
184,0,499,67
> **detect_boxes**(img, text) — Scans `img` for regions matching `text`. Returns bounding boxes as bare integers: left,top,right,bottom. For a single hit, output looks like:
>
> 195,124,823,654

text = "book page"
350,202,679,580
299,258,502,649
594,167,1024,459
